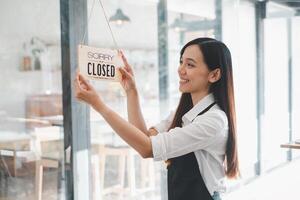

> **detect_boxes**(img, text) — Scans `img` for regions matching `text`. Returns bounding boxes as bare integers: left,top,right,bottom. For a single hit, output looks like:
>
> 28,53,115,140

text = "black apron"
167,102,216,200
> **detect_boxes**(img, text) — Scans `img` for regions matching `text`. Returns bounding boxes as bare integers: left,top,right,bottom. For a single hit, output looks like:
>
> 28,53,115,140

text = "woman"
74,37,239,200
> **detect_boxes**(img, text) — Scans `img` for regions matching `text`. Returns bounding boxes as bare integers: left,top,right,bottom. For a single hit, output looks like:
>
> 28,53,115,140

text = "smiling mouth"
179,79,189,84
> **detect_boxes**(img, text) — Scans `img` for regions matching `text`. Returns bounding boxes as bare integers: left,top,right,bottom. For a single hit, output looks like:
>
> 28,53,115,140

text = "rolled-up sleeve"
150,111,227,161
150,111,175,133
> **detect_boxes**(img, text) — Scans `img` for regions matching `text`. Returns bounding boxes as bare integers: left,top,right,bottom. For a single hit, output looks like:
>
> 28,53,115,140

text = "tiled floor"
223,158,300,200
1,157,299,200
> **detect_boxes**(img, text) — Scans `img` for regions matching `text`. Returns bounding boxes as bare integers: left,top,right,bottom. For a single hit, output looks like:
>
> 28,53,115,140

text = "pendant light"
109,8,130,26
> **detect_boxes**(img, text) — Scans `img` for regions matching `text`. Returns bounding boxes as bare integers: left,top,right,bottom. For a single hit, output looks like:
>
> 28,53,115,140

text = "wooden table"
0,132,32,176
0,135,31,151
280,140,300,149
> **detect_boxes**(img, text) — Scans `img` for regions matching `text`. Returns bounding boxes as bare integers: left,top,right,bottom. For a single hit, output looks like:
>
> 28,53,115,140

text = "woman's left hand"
74,72,104,110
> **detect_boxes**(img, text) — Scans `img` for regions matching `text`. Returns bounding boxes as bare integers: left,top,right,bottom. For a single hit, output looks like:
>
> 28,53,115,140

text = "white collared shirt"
150,93,228,195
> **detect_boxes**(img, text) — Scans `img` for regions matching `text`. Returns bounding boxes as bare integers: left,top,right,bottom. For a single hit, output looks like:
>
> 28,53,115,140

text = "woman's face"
178,44,211,95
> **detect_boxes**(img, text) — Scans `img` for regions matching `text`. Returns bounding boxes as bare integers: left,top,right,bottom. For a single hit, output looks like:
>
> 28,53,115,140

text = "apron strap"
192,102,217,122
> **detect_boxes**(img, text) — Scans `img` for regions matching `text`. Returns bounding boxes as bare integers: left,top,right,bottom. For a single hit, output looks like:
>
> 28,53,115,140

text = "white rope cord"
81,0,96,45
97,0,119,50
81,0,119,50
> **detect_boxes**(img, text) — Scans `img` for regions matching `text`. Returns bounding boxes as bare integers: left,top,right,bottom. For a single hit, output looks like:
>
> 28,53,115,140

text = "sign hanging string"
81,0,119,50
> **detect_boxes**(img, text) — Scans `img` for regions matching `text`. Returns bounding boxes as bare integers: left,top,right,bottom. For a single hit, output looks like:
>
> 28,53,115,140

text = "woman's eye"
187,63,194,67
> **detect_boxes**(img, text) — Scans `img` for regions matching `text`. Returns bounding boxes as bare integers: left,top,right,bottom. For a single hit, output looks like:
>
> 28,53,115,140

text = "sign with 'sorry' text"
78,45,122,81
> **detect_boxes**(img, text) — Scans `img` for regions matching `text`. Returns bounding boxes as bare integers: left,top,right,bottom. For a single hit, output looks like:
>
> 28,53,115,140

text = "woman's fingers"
119,50,133,75
119,67,125,78
74,77,84,99
78,73,92,90
74,75,81,90
76,70,83,87
119,51,129,67
74,72,89,95
119,67,132,79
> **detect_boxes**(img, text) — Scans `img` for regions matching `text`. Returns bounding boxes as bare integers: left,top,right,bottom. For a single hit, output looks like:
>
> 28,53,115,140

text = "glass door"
0,1,65,199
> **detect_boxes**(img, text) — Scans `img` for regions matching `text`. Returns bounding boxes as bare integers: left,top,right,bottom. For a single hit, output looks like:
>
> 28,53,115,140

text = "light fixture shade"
109,8,130,26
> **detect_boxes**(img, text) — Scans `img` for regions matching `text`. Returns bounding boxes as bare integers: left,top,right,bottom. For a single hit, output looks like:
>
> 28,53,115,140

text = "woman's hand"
118,50,137,94
74,72,105,112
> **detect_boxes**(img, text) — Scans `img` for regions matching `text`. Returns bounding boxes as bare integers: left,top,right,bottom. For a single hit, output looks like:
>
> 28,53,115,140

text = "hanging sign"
78,45,122,81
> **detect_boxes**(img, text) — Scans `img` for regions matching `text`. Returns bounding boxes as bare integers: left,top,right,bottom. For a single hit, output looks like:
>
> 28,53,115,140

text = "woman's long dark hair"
168,38,239,179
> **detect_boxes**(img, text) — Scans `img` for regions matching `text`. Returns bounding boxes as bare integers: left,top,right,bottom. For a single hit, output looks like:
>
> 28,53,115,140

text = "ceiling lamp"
109,8,130,26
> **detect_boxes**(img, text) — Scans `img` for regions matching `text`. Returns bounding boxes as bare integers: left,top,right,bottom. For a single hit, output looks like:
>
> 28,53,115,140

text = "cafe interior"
0,0,300,200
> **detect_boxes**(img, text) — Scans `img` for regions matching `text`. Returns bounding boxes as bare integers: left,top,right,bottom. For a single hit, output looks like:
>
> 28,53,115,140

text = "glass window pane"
88,0,160,199
224,0,257,178
167,0,216,110
263,17,289,170
292,17,300,158
0,1,64,199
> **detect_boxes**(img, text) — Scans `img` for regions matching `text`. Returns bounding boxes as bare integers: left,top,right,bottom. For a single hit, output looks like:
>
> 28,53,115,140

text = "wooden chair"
33,127,155,200
91,144,155,199
32,126,63,200
0,133,31,177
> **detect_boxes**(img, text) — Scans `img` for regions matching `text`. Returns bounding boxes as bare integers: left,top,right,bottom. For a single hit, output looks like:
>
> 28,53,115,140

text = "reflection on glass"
263,17,289,170
292,17,300,158
224,0,257,178
0,1,64,199
88,0,160,199
167,0,216,113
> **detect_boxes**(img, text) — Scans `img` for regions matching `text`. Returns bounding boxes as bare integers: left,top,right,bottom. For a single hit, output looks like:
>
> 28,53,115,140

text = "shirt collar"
182,93,215,123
